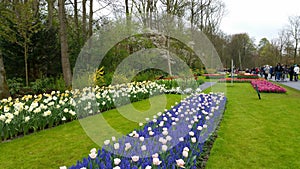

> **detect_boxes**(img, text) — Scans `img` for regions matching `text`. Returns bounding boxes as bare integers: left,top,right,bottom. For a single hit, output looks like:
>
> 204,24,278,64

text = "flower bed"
218,78,254,83
0,81,189,141
202,74,225,79
237,74,259,79
63,92,226,169
218,78,265,83
251,80,287,93
155,78,204,91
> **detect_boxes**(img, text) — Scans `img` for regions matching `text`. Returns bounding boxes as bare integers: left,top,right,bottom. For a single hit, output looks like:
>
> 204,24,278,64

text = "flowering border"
250,80,287,93
0,81,191,141
237,74,259,79
64,92,226,169
202,74,225,79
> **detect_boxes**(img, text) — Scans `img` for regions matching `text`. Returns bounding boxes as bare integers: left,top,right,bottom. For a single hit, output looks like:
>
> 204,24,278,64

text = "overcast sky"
220,0,300,44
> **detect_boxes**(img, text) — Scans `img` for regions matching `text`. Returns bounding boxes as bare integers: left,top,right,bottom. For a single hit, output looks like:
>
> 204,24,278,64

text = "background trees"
1,0,300,98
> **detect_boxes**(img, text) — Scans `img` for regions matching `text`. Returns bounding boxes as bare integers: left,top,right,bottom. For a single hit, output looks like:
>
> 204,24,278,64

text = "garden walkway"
269,76,300,91
199,82,217,91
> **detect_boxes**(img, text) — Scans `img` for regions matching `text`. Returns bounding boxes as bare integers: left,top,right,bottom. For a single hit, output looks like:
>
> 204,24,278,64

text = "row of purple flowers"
62,92,226,169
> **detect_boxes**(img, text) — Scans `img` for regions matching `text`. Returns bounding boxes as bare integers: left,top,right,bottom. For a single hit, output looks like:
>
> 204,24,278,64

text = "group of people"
245,63,300,82
273,63,299,82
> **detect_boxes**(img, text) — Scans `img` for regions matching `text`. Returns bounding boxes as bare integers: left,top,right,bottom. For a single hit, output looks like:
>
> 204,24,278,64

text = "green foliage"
156,78,204,90
6,78,24,96
132,69,168,82
193,68,205,76
203,74,226,79
30,77,54,93
6,77,67,97
156,79,178,89
29,77,67,94
54,76,67,92
30,27,61,78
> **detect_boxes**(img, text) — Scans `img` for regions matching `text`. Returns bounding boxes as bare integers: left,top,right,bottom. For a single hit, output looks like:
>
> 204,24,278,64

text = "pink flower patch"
251,80,287,93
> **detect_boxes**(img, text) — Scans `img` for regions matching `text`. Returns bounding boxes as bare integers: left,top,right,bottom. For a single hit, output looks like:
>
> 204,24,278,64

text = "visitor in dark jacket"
289,65,294,81
275,63,283,81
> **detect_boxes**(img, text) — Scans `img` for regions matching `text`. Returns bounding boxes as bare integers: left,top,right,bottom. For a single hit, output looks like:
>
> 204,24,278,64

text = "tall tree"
186,0,225,38
258,38,274,65
0,3,12,99
47,0,55,29
228,33,255,69
58,0,72,87
287,16,300,63
74,0,80,41
276,29,288,63
82,0,87,42
13,1,41,86
88,0,93,38
132,0,158,28
160,0,187,16
0,52,10,99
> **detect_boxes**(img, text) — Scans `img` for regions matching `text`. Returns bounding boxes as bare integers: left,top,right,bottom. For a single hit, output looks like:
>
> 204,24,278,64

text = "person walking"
269,66,274,80
289,65,294,81
275,63,283,81
294,64,299,82
264,65,270,80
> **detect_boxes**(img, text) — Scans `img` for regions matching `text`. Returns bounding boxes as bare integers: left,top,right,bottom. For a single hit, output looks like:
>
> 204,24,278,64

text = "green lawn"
2,83,300,169
0,94,183,169
205,83,300,168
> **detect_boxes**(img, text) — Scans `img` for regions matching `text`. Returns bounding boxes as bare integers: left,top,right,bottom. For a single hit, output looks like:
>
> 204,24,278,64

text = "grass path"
205,83,300,168
0,94,183,169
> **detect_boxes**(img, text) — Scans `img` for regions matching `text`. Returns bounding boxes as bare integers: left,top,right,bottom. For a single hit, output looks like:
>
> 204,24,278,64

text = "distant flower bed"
63,92,226,169
202,74,225,79
156,75,199,81
0,81,190,141
156,78,204,91
218,78,260,83
251,80,287,93
237,74,259,79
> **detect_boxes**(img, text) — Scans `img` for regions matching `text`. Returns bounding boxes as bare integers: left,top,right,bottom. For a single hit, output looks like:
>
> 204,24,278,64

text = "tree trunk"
125,0,131,27
74,0,79,41
88,0,93,38
32,0,39,18
58,0,72,87
25,42,29,86
294,39,298,64
166,0,170,14
0,50,10,99
82,0,87,42
47,0,54,29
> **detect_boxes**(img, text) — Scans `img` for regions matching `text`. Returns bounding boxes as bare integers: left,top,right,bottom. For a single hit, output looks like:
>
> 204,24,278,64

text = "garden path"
269,76,300,91
199,82,217,91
